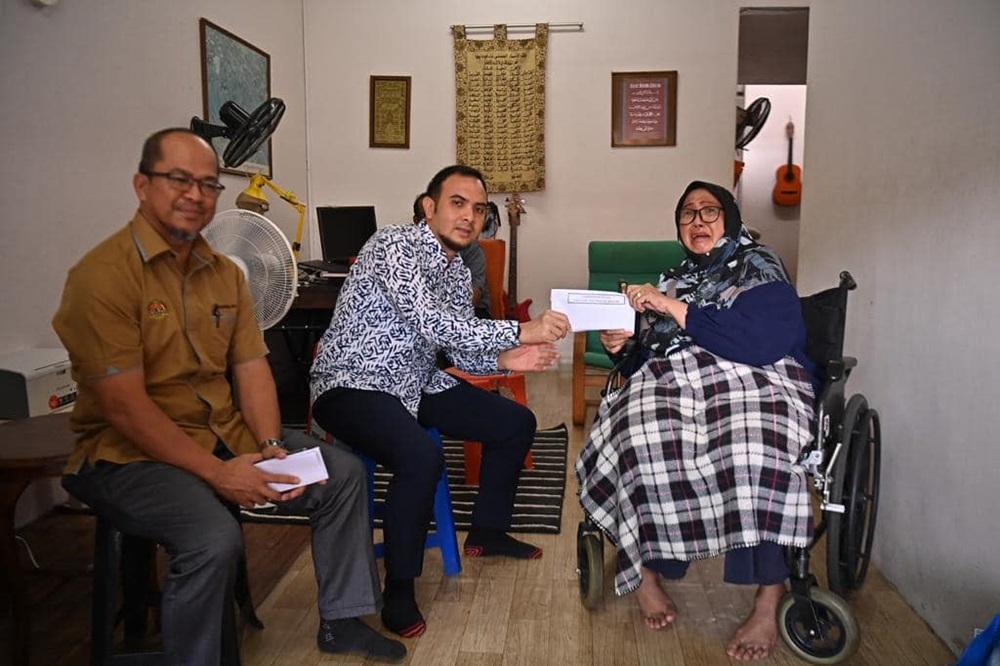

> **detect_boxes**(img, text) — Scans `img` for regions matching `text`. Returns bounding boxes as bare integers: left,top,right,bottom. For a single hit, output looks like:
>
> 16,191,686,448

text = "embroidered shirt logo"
147,300,169,320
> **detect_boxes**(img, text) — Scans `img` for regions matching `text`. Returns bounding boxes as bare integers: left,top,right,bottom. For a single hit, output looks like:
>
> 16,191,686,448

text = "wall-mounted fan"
191,99,285,169
735,96,771,150
202,210,297,330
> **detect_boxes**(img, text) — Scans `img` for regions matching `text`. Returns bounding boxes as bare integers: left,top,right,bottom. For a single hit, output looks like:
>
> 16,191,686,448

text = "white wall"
739,84,806,283
0,0,309,353
302,0,744,361
800,0,1000,651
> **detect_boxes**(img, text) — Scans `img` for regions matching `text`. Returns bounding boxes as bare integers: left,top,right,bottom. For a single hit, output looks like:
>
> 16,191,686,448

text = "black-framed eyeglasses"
678,206,723,225
142,170,226,198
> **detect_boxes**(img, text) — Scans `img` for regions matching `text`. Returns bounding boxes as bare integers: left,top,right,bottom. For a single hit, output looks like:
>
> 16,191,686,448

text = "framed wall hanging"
611,70,678,147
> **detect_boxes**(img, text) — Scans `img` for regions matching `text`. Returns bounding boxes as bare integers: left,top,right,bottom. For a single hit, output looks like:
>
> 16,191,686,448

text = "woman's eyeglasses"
678,206,722,225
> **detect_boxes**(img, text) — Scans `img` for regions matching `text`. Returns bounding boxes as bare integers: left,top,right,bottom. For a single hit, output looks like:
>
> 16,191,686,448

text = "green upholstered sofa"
571,240,686,425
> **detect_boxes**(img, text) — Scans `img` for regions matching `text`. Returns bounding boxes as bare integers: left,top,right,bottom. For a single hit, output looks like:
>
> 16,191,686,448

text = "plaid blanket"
575,345,815,596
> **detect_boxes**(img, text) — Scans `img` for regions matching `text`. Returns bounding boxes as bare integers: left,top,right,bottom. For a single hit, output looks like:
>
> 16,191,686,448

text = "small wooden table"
0,412,74,666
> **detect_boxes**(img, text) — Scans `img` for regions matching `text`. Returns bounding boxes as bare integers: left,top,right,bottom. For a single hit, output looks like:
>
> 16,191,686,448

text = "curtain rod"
451,22,584,32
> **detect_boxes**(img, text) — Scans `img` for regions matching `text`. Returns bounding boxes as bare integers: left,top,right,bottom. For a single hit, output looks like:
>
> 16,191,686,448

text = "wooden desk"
0,412,74,666
268,278,344,428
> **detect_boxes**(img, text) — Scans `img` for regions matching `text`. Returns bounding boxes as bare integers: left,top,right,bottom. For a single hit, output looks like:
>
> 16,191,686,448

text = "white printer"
0,347,77,420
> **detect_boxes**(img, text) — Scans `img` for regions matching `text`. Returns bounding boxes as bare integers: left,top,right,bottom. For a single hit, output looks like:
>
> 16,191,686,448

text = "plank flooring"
5,368,955,665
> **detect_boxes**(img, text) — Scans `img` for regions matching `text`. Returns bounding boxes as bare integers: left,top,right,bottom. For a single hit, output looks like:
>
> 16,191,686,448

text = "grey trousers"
63,429,380,666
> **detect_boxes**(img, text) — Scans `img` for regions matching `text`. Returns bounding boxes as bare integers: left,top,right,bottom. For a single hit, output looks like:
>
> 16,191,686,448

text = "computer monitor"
316,206,377,264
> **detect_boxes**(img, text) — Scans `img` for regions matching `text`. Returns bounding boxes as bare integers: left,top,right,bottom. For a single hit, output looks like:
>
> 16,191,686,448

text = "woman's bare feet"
637,566,677,631
726,583,783,661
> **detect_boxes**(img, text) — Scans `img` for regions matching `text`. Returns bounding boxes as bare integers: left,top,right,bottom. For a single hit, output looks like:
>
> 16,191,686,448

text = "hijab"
637,180,790,355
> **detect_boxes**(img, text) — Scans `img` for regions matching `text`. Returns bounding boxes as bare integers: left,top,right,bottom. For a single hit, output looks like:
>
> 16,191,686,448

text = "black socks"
381,577,426,638
464,526,543,559
317,617,406,662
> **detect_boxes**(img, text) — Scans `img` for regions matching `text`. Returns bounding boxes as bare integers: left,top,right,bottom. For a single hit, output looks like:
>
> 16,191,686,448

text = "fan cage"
203,210,297,329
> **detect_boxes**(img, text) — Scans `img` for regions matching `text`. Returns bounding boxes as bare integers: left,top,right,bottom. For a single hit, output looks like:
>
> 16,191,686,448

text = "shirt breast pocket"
202,303,239,361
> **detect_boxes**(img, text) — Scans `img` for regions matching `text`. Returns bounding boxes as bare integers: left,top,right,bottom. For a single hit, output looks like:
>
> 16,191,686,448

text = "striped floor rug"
373,423,569,535
243,424,569,535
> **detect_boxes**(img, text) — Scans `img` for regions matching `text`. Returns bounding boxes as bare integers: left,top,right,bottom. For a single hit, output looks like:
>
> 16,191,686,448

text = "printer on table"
0,347,77,420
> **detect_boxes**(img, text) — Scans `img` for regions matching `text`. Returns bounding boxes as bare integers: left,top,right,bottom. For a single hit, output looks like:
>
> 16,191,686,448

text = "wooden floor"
7,369,955,665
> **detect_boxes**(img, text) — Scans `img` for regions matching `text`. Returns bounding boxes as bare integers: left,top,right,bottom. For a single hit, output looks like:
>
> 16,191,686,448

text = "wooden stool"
445,369,533,485
90,516,242,665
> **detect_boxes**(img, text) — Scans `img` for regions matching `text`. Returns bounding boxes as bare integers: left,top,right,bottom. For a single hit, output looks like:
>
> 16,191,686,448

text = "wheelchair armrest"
823,356,857,382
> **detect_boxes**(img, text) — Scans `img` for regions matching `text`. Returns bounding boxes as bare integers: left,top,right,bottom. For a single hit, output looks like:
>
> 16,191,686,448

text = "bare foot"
636,566,677,631
726,583,783,661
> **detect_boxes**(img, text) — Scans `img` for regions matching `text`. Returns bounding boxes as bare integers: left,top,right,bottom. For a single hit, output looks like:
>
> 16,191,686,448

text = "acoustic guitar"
773,119,803,207
504,195,532,322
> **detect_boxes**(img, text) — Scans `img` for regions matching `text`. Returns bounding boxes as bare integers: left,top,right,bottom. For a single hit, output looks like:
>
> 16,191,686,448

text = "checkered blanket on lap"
576,345,815,596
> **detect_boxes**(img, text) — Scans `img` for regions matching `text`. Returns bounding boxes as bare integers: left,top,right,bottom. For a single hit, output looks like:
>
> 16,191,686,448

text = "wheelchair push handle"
839,271,857,291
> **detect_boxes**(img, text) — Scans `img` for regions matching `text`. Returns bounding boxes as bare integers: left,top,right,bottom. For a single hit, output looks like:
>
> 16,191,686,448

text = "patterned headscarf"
638,180,790,355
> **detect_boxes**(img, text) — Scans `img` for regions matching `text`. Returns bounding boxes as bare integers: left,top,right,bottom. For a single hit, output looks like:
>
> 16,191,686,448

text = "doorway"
736,7,809,283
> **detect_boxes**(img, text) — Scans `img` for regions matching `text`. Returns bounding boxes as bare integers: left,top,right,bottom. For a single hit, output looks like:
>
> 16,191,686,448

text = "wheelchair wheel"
576,522,604,609
778,587,860,664
825,394,866,596
843,408,881,591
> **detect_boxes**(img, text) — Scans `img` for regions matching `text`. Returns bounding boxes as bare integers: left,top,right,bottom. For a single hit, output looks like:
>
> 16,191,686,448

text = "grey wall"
799,1,1000,651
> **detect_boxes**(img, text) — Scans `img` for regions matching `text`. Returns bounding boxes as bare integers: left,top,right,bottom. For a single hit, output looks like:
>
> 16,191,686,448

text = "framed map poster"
611,71,678,147
199,18,273,176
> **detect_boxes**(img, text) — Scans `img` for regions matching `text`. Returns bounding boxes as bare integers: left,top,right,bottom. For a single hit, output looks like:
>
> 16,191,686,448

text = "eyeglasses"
143,170,226,198
679,206,723,225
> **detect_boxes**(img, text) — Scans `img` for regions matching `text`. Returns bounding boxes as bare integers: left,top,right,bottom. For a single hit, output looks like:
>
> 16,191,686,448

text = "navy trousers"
312,379,535,580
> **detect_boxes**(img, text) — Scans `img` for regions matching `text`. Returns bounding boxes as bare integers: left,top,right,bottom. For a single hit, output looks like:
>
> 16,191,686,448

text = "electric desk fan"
202,209,297,329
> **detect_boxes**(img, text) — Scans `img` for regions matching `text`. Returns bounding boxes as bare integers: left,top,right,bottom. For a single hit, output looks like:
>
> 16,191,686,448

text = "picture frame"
199,18,273,176
611,71,678,147
369,75,411,149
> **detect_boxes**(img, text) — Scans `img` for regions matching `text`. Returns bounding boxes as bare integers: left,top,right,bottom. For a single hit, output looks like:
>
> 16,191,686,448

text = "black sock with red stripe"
463,526,543,559
381,577,426,638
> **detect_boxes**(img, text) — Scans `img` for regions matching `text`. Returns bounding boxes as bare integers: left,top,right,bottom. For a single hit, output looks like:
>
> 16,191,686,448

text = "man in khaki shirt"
53,128,404,663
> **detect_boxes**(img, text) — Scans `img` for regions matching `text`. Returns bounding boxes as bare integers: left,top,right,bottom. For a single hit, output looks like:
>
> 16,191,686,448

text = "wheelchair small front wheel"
777,587,860,664
576,528,604,609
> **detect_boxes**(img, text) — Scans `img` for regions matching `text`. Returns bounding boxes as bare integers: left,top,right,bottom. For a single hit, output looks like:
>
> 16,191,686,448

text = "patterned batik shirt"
310,221,520,415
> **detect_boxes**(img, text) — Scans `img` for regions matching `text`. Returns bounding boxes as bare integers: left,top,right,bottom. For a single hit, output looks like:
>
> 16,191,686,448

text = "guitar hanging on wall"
773,118,803,207
504,194,532,322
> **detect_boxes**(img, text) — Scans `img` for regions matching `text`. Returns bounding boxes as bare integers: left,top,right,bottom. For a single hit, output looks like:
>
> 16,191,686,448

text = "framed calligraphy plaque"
369,75,411,149
611,71,678,147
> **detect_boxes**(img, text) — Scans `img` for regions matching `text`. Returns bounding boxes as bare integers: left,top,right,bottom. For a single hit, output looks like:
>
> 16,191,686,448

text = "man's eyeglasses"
678,206,723,225
143,170,226,198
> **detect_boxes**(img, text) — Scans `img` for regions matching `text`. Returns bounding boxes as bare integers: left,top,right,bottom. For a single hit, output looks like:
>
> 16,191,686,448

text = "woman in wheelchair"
576,181,819,661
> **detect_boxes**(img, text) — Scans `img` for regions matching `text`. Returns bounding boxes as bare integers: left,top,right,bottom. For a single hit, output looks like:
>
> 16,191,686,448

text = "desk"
268,278,343,428
0,412,74,666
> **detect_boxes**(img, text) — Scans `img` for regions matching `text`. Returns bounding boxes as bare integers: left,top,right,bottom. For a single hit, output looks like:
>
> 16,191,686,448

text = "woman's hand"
600,329,633,355
626,282,666,313
625,283,688,327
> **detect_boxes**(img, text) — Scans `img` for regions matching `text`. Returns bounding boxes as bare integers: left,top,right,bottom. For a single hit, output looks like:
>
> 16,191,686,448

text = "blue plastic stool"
361,427,462,576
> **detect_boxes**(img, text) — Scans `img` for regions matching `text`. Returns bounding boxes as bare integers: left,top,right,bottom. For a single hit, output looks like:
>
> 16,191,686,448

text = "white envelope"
254,447,329,493
550,289,637,332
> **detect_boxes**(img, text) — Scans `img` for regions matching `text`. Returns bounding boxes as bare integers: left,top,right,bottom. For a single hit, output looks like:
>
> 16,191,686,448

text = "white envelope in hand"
550,289,636,332
254,447,329,493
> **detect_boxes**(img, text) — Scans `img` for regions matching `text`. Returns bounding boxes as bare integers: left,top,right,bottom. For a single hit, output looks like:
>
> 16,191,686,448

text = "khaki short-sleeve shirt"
53,211,268,472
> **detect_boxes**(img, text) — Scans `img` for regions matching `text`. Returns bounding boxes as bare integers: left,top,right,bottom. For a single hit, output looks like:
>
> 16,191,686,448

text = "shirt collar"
129,210,218,265
415,220,465,271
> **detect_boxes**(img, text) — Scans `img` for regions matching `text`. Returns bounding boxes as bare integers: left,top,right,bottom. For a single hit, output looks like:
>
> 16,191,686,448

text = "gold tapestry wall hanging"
453,24,548,193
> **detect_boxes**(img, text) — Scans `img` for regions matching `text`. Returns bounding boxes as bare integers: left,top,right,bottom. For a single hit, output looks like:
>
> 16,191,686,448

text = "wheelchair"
575,271,881,665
